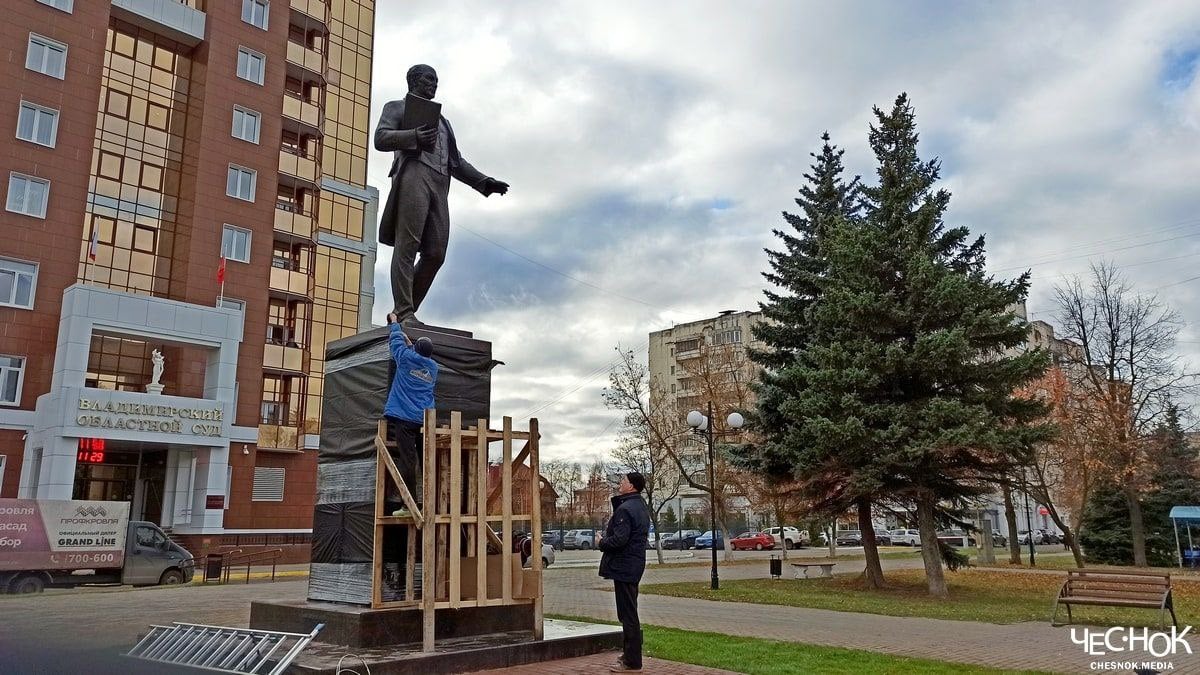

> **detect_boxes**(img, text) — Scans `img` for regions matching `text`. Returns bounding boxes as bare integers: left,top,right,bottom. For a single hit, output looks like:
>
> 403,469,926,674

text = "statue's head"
407,64,438,100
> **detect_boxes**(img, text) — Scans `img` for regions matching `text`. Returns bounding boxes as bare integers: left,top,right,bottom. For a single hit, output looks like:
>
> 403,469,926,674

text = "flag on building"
217,256,226,284
88,227,99,260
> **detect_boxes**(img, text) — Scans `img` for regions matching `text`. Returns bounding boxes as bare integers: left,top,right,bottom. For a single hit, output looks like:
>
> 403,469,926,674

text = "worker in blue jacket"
384,312,437,515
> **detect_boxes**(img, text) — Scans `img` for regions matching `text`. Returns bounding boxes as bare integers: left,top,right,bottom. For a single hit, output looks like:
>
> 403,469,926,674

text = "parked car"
517,536,556,568
990,530,1007,547
694,530,725,550
645,532,659,549
873,528,893,546
765,526,804,550
731,531,776,551
937,529,977,548
542,531,563,550
889,529,921,546
836,530,863,546
1041,530,1062,545
662,529,702,550
562,529,596,550
1017,529,1044,545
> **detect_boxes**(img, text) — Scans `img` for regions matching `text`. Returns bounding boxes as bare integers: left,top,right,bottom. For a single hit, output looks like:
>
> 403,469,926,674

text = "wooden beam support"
529,417,543,639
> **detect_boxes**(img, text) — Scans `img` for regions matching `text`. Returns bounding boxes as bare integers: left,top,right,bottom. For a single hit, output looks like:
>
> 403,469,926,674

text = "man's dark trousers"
614,580,642,668
383,416,422,566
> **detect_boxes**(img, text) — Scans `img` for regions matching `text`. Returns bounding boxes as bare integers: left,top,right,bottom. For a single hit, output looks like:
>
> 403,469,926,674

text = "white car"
765,526,804,550
889,529,921,546
522,542,555,568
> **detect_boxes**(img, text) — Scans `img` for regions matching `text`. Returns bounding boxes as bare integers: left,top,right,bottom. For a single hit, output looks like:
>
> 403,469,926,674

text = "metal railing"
222,548,284,584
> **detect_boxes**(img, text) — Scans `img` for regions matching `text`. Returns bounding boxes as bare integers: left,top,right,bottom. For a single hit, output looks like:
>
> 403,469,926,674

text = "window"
225,466,233,510
0,356,25,406
252,466,285,501
222,225,252,263
236,47,265,85
26,34,67,79
0,258,37,309
242,0,269,30
6,173,49,218
218,297,245,312
226,165,256,201
231,106,261,144
37,0,73,11
0,455,5,494
134,525,167,549
16,101,59,147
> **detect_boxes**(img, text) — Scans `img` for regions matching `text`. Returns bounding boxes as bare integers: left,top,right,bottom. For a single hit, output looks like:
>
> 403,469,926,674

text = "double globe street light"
686,404,744,590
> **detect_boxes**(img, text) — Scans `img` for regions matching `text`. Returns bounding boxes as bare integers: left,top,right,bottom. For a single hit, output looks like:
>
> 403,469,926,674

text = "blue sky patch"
1161,47,1200,91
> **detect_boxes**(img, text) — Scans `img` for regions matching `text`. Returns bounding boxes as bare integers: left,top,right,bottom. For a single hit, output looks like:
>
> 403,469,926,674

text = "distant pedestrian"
599,472,651,672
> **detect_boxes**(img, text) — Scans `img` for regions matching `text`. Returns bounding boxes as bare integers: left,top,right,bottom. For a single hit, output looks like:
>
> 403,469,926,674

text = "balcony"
274,201,316,242
290,0,329,31
286,40,325,83
282,92,323,136
268,266,315,301
278,148,319,188
257,423,301,451
111,0,206,46
263,343,309,374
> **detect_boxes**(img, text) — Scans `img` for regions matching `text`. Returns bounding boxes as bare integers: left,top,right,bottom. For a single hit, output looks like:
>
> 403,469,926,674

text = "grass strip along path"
642,567,1200,627
549,616,1052,674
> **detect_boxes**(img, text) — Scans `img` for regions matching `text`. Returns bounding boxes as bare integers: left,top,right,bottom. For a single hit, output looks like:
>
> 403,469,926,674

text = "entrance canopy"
1169,506,1200,568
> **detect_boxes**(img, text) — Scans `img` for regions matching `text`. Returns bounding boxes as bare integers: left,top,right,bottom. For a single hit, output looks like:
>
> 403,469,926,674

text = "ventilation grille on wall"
252,466,285,501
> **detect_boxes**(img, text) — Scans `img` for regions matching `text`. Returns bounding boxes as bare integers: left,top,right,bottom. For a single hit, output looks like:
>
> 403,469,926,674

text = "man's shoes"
610,658,641,672
392,508,412,518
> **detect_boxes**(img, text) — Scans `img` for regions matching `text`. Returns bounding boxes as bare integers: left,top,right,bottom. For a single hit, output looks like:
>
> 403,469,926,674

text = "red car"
731,531,775,551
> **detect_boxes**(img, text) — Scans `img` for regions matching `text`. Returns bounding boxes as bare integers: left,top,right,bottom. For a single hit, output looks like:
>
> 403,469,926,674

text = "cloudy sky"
365,1,1200,462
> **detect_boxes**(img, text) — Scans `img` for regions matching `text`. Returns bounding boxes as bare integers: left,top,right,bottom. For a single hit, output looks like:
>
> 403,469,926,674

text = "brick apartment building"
0,0,378,561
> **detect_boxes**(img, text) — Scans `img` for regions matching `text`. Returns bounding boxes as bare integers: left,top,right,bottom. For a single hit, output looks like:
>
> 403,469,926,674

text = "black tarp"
318,323,498,463
310,501,375,564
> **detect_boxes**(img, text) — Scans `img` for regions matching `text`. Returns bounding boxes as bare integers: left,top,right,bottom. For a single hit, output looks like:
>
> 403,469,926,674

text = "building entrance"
72,440,168,525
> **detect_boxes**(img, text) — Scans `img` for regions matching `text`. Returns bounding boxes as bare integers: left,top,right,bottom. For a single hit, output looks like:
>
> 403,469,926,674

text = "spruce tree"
750,94,1051,597
1080,482,1135,565
1143,405,1200,566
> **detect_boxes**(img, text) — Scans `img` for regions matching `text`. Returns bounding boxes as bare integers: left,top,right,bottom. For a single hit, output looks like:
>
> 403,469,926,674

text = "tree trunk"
1125,486,1148,567
856,499,885,588
778,509,788,561
916,495,948,597
1002,481,1022,564
1043,504,1083,567
827,520,837,558
652,510,665,565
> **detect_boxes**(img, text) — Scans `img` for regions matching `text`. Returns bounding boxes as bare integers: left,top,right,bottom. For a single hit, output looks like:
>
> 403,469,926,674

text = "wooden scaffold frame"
371,409,543,652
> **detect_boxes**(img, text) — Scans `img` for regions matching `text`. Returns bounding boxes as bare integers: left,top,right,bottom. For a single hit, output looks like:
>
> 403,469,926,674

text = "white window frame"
252,466,285,502
16,101,59,148
0,355,26,407
0,454,6,494
26,33,67,80
231,106,261,144
242,0,269,30
36,0,73,12
0,257,38,310
218,297,245,313
236,47,266,86
222,225,252,263
6,173,49,219
226,165,257,202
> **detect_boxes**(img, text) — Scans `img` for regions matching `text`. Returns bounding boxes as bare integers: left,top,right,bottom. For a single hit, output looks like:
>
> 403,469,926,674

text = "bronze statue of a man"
375,64,509,324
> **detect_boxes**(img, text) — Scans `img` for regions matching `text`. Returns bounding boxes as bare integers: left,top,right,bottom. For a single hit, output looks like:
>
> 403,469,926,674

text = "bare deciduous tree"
1053,263,1196,566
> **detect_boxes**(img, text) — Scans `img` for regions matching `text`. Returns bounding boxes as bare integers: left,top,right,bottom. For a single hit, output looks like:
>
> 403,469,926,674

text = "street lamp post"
687,403,744,591
1021,467,1036,567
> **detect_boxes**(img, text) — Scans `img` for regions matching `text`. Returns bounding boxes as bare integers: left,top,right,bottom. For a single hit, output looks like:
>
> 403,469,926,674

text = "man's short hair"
415,337,433,358
626,471,646,493
407,64,436,88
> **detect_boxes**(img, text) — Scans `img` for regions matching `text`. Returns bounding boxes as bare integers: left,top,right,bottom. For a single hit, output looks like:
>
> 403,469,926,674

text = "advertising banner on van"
0,499,129,571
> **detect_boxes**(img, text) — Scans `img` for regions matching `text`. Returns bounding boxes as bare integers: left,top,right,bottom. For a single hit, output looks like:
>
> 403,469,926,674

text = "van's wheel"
785,540,795,550
580,542,590,550
159,569,185,586
11,574,45,594
542,557,550,568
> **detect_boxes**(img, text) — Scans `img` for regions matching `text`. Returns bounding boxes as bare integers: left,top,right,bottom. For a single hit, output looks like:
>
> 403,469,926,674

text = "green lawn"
642,567,1198,626
548,616,1050,674
981,555,1200,576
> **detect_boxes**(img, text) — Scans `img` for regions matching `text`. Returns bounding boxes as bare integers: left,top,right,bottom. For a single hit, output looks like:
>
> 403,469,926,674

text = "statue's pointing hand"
483,178,509,197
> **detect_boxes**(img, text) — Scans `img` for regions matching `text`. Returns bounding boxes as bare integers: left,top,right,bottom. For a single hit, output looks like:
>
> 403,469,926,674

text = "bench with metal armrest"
1050,568,1177,628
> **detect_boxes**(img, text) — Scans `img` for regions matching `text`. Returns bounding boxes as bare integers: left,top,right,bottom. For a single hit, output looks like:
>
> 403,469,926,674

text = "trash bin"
204,553,224,583
769,554,782,579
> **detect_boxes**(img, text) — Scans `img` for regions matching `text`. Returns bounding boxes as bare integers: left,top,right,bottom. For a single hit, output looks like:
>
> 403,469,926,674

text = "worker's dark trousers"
614,580,642,669
383,416,423,568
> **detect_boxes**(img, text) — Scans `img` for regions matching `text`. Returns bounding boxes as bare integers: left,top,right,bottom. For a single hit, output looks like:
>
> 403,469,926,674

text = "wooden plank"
485,440,531,508
449,411,463,608
372,422,386,609
529,417,543,639
375,436,423,527
476,419,488,604
502,416,513,604
422,408,437,652
437,439,451,602
465,426,477,557
374,599,422,610
406,525,416,602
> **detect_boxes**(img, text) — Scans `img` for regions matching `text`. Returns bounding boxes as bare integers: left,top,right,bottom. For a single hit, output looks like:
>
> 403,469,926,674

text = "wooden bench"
1050,569,1177,628
790,562,836,579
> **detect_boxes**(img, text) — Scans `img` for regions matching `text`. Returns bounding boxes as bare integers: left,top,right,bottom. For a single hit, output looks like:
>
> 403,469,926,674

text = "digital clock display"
77,438,106,463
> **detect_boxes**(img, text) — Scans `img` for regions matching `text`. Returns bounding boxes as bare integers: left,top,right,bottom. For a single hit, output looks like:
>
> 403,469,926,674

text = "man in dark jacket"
598,472,651,672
